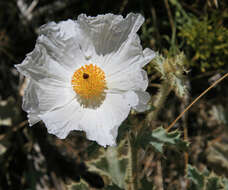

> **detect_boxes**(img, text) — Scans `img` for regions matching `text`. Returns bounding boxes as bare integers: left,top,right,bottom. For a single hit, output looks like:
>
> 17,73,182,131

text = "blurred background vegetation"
0,0,227,189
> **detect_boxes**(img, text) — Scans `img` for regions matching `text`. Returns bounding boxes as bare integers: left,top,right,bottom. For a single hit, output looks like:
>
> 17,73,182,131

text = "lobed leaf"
86,140,130,189
187,164,228,190
138,126,189,153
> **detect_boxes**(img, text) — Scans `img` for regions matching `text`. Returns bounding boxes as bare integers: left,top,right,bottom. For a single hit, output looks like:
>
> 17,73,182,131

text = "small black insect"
83,73,89,79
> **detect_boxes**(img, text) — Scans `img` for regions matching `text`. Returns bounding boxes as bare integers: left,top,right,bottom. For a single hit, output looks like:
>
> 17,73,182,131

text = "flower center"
71,64,107,108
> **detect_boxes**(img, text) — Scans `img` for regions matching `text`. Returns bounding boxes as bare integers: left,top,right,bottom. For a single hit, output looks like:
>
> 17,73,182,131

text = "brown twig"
208,134,223,147
12,120,28,132
150,7,161,43
155,160,164,190
164,0,175,33
166,73,228,132
181,93,190,180
149,83,161,88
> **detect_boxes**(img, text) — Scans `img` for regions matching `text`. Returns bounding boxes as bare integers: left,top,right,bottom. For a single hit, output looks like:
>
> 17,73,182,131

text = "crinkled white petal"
35,78,75,112
16,20,88,82
38,21,87,71
98,25,154,108
77,13,144,56
15,44,71,82
22,77,75,126
38,100,83,139
28,113,41,126
141,48,156,67
133,91,151,112
37,92,135,146
76,13,155,71
39,20,77,41
107,69,149,92
79,92,135,146
123,91,139,107
22,79,41,126
102,33,155,77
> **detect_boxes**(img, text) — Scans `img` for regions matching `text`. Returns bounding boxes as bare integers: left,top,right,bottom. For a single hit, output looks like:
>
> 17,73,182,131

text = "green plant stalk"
127,134,137,190
146,82,172,124
127,82,171,189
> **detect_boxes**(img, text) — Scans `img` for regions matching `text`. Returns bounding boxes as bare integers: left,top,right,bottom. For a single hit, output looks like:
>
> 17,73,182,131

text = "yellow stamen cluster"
71,64,107,108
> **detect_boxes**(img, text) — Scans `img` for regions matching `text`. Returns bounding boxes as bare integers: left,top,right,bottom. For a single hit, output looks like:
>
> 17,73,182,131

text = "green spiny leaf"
222,178,228,190
187,165,205,190
187,165,228,190
206,175,223,190
87,140,130,189
145,126,189,153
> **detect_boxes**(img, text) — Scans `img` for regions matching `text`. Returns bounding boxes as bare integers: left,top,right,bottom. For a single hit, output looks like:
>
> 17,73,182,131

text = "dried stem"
151,7,161,43
155,160,164,190
181,93,190,179
164,0,175,33
128,134,137,190
166,73,228,132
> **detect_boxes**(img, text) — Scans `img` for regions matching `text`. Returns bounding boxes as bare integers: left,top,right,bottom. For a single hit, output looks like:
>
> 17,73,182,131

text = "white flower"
15,13,155,147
